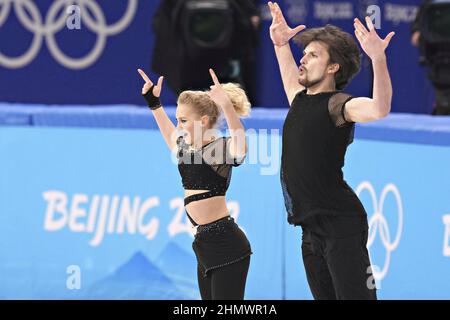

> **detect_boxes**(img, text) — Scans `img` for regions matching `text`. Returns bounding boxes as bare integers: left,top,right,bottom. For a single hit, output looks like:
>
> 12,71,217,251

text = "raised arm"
208,69,247,159
268,1,306,105
344,17,395,123
138,68,177,151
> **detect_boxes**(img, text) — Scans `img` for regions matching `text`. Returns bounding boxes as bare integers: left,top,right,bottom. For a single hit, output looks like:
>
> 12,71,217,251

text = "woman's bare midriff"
184,189,230,225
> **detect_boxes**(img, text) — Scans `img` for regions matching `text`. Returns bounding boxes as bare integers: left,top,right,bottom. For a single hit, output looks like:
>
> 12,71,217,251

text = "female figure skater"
137,68,252,300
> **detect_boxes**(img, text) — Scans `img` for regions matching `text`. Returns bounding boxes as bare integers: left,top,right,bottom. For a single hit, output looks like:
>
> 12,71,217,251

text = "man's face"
298,41,333,88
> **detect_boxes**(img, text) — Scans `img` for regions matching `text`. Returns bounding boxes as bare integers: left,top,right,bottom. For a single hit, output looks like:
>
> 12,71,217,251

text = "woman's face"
175,103,208,145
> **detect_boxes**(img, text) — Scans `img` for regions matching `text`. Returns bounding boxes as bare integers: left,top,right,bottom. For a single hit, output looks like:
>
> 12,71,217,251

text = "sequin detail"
196,216,233,234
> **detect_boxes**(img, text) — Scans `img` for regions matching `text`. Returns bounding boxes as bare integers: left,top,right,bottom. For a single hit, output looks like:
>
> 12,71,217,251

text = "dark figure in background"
152,0,260,105
411,0,450,115
239,1,261,106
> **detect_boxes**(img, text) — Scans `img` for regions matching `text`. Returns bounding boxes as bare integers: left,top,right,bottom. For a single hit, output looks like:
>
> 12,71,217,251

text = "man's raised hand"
268,1,306,47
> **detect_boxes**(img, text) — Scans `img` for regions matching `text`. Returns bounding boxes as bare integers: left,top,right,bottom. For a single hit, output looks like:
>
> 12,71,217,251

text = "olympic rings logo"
356,181,403,280
0,0,137,69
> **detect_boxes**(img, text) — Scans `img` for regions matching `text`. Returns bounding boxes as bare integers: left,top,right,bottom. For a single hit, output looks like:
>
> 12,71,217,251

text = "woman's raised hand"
137,68,163,97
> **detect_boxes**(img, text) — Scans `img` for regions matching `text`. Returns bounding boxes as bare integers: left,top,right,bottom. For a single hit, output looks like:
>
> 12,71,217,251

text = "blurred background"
0,0,441,112
1,0,450,300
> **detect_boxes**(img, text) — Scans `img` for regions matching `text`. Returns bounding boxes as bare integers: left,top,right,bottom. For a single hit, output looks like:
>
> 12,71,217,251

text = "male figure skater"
268,2,395,299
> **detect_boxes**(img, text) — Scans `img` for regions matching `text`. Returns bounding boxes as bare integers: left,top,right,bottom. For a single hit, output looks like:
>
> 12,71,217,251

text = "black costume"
142,82,251,300
281,89,377,300
177,135,252,300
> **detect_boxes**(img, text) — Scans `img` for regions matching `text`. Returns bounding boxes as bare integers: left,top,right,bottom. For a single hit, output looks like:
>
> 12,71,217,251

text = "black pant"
301,229,377,300
192,216,252,300
197,256,250,300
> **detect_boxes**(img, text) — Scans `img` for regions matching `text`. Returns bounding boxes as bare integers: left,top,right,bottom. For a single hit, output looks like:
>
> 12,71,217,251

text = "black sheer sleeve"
225,137,246,167
328,93,355,128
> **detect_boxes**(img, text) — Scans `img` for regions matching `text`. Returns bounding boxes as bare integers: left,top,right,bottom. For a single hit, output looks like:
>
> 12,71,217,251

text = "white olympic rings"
0,0,137,69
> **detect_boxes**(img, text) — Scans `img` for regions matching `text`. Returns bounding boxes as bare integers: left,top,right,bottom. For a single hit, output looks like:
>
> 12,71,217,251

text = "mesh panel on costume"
328,93,354,128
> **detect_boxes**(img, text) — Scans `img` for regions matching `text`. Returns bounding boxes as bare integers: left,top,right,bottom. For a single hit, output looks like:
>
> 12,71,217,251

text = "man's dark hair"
294,24,361,90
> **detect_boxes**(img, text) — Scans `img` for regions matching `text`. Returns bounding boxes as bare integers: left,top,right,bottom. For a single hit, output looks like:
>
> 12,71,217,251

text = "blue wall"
1,104,450,299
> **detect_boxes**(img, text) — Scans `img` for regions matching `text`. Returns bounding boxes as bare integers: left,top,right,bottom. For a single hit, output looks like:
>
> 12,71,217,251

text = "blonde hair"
177,83,251,128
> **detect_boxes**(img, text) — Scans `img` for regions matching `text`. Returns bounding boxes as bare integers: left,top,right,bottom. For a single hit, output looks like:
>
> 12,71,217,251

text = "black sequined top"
177,136,245,226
